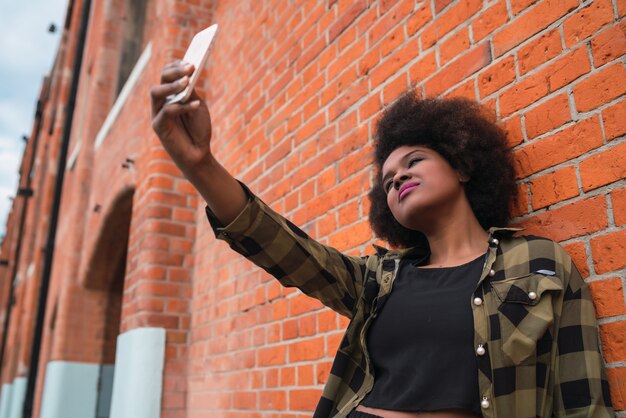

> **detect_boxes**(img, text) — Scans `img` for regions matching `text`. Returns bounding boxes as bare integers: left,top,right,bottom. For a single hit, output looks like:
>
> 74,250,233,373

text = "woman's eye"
408,157,422,167
384,180,393,193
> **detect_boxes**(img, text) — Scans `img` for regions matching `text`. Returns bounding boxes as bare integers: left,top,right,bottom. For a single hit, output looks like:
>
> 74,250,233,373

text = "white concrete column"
110,327,165,418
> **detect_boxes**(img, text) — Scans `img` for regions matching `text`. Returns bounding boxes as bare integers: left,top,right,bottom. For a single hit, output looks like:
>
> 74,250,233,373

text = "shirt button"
528,291,537,300
490,238,499,246
481,397,490,409
476,344,486,356
488,269,496,277
473,297,483,306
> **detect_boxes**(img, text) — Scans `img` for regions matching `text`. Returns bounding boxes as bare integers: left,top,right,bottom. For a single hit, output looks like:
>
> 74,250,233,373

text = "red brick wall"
0,0,624,417
189,0,626,416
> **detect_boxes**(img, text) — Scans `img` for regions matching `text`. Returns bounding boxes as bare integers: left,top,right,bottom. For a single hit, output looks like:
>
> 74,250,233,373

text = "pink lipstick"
398,182,420,201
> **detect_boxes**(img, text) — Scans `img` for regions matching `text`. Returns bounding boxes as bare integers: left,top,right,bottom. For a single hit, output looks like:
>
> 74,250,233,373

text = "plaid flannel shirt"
205,184,613,418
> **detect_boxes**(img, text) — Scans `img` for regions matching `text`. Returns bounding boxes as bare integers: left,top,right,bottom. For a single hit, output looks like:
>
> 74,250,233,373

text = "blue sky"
0,0,68,238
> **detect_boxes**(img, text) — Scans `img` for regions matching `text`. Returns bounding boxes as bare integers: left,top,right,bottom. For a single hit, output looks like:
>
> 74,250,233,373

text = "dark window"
116,0,149,96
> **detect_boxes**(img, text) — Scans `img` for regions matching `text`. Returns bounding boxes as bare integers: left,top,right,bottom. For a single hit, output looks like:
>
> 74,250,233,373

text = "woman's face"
381,145,468,231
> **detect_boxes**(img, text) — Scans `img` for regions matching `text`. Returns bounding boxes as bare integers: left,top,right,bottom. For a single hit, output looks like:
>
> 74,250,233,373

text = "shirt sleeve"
553,250,614,417
204,181,368,319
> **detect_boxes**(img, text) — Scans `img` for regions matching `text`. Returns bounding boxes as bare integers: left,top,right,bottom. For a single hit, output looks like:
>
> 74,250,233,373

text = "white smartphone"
166,24,218,104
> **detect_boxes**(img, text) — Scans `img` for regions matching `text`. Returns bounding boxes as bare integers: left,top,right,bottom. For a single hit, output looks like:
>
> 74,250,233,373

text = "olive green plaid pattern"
205,185,613,418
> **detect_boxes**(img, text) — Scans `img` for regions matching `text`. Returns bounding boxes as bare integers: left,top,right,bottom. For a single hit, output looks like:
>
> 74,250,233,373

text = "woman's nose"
393,173,410,190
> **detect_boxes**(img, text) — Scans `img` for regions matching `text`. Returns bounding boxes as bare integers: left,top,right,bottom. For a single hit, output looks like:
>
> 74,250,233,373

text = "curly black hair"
368,91,518,248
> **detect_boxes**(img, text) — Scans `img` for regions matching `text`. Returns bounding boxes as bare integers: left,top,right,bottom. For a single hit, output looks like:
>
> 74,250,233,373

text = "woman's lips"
398,183,420,201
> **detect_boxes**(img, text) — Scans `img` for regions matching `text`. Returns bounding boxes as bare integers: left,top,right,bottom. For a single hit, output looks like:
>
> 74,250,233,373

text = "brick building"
0,0,625,417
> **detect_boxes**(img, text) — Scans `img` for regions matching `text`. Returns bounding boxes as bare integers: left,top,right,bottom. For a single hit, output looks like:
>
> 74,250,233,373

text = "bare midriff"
355,405,481,418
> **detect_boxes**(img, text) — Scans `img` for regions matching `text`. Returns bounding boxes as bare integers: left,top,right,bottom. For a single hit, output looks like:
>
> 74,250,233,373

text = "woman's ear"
458,172,470,183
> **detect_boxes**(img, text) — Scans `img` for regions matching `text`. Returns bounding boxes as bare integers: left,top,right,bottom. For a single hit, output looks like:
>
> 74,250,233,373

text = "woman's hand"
149,60,248,225
150,60,213,176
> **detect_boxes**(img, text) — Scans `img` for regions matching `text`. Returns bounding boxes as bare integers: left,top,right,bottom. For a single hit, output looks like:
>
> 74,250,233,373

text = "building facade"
0,0,625,417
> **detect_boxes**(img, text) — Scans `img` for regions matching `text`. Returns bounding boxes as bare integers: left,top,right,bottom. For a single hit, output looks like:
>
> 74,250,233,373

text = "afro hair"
368,91,518,248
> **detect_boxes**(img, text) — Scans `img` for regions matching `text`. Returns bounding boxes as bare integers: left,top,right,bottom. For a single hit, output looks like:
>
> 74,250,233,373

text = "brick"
591,228,626,274
438,26,470,66
574,63,626,112
424,42,491,96
408,50,437,85
472,1,509,42
510,0,539,15
258,345,286,366
492,0,578,57
514,116,603,178
435,0,454,13
516,28,562,76
478,55,516,98
443,78,476,100
383,73,409,104
317,310,338,333
406,2,431,36
298,313,317,337
289,293,324,316
380,25,405,58
259,390,287,410
358,46,381,76
328,221,372,251
612,188,626,226
370,41,417,89
591,21,626,67
500,46,590,117
329,38,366,83
233,391,257,410
368,0,414,47
599,321,626,362
561,241,590,278
420,0,482,49
499,115,524,148
588,278,626,318
288,389,321,412
602,99,626,141
297,363,314,385
518,195,607,242
358,93,382,122
530,166,579,209
579,142,626,191
289,336,325,362
605,367,626,411
524,94,572,139
328,0,367,43
562,0,614,48
280,365,296,386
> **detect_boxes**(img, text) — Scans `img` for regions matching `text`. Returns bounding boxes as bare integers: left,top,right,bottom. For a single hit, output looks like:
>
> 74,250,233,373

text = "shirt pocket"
491,272,564,365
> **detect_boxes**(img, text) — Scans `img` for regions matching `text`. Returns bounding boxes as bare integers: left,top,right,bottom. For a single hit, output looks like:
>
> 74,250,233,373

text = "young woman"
150,61,614,418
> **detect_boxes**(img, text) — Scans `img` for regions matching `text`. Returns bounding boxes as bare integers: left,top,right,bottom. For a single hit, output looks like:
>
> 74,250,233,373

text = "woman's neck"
420,211,489,268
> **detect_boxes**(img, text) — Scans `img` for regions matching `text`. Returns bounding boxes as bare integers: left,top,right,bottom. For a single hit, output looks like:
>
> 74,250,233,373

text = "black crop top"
360,252,486,414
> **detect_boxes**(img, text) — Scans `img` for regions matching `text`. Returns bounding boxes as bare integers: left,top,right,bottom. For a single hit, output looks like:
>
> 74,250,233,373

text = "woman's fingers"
150,76,189,116
161,61,194,83
151,99,201,135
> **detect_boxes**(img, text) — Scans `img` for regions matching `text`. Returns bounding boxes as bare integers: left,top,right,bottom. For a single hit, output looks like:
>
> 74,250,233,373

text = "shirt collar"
372,226,525,259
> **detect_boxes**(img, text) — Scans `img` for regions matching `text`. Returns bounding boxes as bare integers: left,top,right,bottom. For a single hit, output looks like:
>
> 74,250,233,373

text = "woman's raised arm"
150,60,248,225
